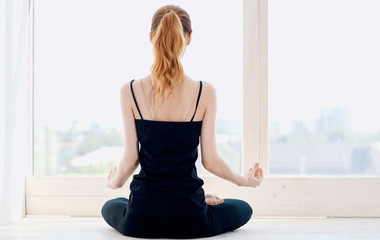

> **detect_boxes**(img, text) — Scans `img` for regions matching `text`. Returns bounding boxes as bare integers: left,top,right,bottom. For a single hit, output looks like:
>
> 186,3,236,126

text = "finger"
260,168,263,178
256,167,261,176
254,162,259,170
108,170,112,179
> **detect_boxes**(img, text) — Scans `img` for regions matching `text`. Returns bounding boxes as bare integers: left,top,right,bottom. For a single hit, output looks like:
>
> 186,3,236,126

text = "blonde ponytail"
150,6,192,103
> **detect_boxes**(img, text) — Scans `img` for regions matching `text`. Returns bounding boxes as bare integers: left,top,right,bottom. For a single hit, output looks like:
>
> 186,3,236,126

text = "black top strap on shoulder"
190,81,203,122
130,79,143,120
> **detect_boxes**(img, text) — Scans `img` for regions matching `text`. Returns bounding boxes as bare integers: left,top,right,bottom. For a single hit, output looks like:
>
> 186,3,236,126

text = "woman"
101,5,264,238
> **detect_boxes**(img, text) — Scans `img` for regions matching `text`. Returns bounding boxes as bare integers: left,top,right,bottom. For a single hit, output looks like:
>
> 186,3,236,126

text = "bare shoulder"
120,80,137,109
120,79,138,97
121,80,130,93
201,81,217,102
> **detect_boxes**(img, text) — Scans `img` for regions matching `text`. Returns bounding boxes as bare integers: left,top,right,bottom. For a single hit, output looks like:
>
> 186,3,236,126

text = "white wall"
0,0,30,225
0,0,7,226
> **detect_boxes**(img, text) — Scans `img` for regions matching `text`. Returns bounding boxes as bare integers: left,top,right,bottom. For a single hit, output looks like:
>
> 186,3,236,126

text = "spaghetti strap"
130,79,143,120
190,81,202,122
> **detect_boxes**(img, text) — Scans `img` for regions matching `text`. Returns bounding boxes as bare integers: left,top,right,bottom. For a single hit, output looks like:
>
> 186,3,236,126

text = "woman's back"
127,77,207,216
130,75,206,122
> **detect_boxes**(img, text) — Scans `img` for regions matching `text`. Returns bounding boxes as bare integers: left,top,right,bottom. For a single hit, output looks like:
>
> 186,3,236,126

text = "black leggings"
101,197,253,238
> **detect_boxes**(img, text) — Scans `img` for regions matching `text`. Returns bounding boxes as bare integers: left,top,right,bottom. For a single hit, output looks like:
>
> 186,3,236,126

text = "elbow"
129,154,139,169
202,156,219,173
202,161,213,172
129,160,139,170
125,160,139,172
123,153,139,169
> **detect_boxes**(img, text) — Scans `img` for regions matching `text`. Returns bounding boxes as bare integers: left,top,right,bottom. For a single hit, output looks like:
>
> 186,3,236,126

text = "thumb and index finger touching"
252,162,264,179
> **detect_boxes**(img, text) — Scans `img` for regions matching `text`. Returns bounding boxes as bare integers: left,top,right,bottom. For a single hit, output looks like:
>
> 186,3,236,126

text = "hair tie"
167,10,171,13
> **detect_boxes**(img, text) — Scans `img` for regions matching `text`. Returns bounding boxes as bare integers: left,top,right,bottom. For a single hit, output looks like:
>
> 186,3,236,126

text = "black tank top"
127,79,207,216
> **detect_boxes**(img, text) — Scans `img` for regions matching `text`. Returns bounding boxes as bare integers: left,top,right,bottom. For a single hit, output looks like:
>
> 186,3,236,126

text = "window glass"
34,0,243,175
268,0,380,175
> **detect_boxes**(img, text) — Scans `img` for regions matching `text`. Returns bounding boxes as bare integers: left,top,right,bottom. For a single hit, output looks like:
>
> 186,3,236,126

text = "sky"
33,0,380,134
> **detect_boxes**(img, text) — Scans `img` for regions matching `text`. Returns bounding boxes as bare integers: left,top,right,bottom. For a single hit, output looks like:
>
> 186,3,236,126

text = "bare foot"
205,193,224,205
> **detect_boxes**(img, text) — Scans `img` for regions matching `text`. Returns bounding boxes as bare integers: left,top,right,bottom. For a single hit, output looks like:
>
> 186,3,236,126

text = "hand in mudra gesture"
107,166,118,189
244,162,264,187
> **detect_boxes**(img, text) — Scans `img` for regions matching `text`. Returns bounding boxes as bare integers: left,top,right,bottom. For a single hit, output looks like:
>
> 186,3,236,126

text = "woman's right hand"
244,162,264,187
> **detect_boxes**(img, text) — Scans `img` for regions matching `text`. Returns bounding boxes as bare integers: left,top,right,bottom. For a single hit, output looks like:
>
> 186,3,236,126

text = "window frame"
26,0,380,217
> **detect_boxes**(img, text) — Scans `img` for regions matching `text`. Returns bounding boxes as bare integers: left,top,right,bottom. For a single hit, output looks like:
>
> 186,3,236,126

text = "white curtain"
0,0,30,225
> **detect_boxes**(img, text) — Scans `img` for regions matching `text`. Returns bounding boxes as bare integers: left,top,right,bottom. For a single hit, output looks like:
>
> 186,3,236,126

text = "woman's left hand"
106,166,118,189
205,193,224,205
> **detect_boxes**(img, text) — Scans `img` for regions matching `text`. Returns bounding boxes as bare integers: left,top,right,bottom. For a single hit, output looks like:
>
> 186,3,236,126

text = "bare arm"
200,83,263,187
107,81,139,189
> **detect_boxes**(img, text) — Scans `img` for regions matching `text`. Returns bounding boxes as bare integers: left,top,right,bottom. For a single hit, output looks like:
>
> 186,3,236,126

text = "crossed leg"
101,196,253,238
